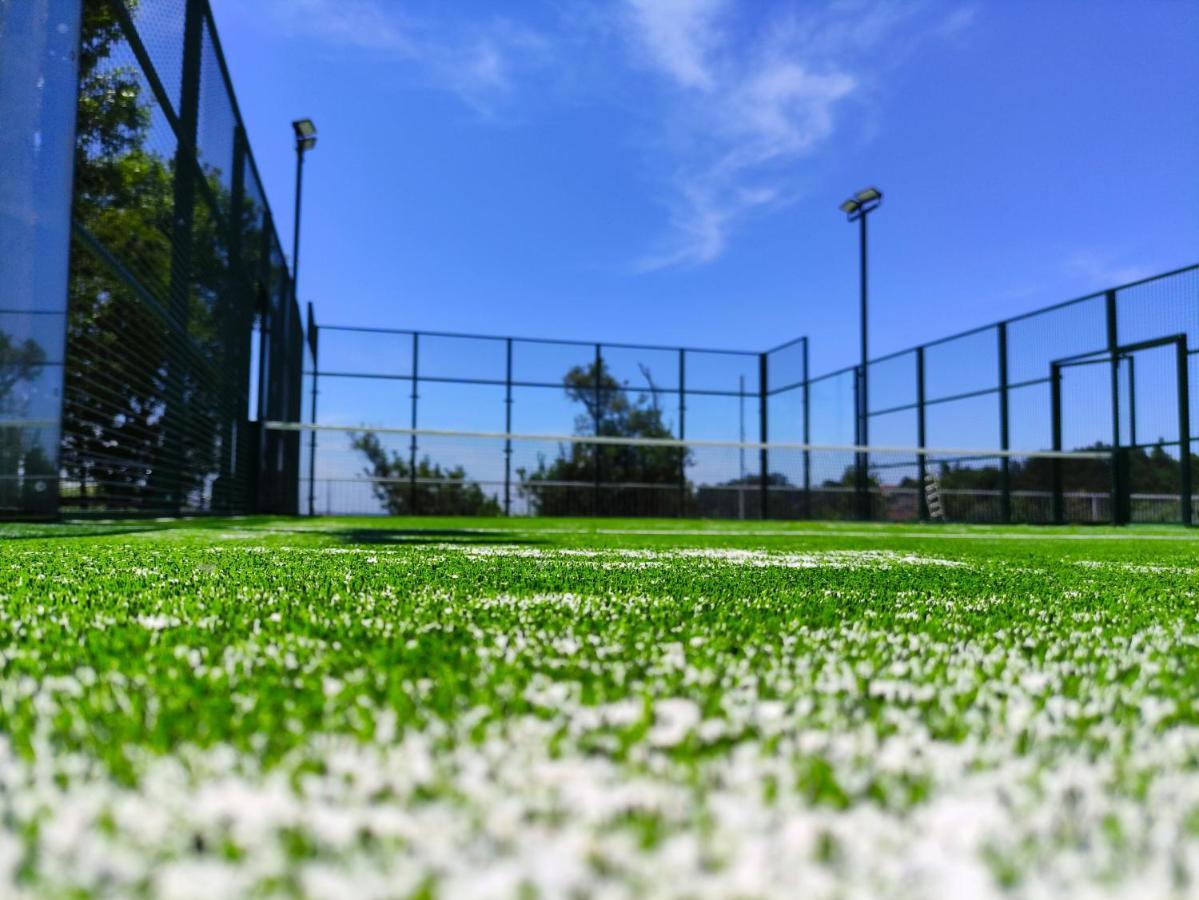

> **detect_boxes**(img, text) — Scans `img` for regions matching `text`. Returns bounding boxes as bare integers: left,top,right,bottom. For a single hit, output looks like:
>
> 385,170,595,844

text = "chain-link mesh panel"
60,0,302,515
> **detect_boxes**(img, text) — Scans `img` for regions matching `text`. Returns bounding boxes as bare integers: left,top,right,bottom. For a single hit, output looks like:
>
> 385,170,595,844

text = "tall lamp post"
291,118,317,515
839,186,883,521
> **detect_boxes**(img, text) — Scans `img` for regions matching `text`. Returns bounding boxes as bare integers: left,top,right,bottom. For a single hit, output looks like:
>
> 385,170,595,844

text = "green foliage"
351,431,501,515
519,360,690,515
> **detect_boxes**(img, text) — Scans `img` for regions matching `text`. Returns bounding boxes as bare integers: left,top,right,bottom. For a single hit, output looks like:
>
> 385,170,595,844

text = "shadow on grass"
331,528,544,547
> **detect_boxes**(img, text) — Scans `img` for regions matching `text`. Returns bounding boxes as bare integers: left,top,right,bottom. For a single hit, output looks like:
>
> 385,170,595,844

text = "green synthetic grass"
1,516,1198,897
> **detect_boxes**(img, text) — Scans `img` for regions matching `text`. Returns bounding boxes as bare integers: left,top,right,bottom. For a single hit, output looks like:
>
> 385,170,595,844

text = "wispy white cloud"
267,0,413,53
625,0,724,90
259,0,549,114
624,1,973,270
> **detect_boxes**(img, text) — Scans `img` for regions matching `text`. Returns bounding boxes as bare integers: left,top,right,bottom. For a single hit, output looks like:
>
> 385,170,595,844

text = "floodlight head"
839,198,861,215
854,186,882,204
292,118,317,152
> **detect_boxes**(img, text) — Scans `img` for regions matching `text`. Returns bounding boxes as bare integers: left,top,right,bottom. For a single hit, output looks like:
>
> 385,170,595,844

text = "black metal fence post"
678,349,686,516
916,346,928,521
758,352,768,519
855,365,870,520
409,332,419,513
1176,337,1193,526
160,0,203,512
998,323,1011,523
222,125,247,514
307,302,318,516
504,337,513,516
802,338,811,518
1051,362,1064,523
594,344,602,515
1105,289,1127,524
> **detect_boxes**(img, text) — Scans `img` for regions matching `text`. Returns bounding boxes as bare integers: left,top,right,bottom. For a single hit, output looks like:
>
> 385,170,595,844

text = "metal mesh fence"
1,2,1193,523
52,0,304,515
306,265,1196,524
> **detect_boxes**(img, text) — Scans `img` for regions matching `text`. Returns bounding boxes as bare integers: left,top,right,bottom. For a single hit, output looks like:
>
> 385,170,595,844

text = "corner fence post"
1051,362,1064,523
998,323,1011,523
1177,336,1193,526
678,349,686,517
1105,289,1127,524
409,332,419,513
504,338,513,516
916,346,928,521
759,352,769,519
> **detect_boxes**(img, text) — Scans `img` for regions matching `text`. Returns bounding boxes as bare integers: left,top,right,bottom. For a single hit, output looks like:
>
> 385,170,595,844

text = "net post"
802,338,811,519
160,0,204,513
409,333,419,513
998,323,1011,523
1051,361,1064,523
504,338,513,517
678,349,686,517
1105,289,1127,524
759,352,768,520
916,346,928,521
1176,336,1193,526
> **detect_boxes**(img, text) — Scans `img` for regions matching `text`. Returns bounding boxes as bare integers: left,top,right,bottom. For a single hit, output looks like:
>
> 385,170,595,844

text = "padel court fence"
1,3,1195,524
1,0,309,518
297,262,1197,525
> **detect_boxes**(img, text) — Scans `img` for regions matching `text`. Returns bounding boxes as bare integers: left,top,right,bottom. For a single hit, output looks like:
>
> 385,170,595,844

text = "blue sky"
209,0,1198,378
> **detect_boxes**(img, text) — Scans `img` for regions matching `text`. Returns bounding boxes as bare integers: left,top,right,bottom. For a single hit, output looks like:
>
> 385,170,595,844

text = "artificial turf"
1,516,1197,897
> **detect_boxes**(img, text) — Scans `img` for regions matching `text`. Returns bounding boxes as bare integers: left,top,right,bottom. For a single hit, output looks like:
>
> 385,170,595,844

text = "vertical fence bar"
1051,362,1064,524
307,302,318,516
409,332,419,513
1128,355,1137,447
758,353,768,519
678,349,686,517
160,0,204,512
916,346,928,521
802,338,811,518
854,366,869,520
998,323,1011,523
1177,337,1193,526
1105,289,1126,524
594,344,602,515
254,211,272,513
504,338,513,516
222,125,247,513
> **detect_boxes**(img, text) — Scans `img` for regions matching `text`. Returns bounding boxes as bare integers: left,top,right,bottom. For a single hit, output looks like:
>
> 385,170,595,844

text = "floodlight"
839,198,860,214
854,187,882,204
292,118,317,152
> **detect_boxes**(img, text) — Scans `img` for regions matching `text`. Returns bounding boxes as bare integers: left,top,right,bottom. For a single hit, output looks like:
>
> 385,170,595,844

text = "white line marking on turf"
517,527,1199,542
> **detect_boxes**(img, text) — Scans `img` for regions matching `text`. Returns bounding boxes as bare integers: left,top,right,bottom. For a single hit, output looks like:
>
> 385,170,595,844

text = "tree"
350,432,500,516
518,361,690,515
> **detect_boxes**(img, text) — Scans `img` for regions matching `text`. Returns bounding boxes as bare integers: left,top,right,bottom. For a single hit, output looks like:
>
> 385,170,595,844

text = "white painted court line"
284,524,1198,543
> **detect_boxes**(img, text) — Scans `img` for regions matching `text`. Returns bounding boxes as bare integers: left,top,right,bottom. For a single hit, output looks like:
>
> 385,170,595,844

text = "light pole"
292,118,317,515
839,186,883,521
